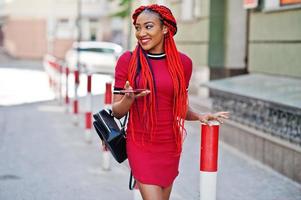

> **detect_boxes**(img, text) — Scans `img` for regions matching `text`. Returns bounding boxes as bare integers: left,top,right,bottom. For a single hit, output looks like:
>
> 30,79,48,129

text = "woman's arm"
112,94,134,119
186,104,229,124
112,81,150,119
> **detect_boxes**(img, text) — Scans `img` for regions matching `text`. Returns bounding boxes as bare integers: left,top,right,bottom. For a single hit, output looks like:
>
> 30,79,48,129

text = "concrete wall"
249,9,301,78
173,0,211,96
52,39,73,59
4,18,47,59
130,0,210,68
173,0,210,68
224,0,247,69
130,0,211,96
221,120,301,184
2,0,115,59
5,0,53,18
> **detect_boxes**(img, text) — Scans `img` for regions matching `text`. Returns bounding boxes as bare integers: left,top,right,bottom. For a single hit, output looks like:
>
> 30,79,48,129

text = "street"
0,68,300,199
0,0,300,198
0,56,300,199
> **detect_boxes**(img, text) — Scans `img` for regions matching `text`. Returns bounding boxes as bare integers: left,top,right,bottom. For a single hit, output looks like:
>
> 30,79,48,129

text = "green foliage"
109,0,132,18
118,0,131,6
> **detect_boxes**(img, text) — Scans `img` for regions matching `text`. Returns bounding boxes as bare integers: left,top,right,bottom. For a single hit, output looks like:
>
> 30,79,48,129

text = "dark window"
75,48,115,54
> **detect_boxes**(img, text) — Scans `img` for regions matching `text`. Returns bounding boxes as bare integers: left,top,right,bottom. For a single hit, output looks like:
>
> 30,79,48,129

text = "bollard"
73,69,80,125
65,66,70,112
49,60,60,99
44,54,63,102
53,61,61,101
58,63,63,105
85,73,93,143
133,183,142,200
102,82,112,170
104,82,112,108
49,77,53,89
200,121,220,200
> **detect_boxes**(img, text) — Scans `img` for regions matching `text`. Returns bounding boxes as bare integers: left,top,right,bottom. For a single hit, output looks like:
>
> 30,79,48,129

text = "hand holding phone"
113,89,150,95
114,81,151,99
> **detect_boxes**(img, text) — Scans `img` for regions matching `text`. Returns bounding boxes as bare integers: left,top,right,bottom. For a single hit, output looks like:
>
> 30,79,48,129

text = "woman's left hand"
199,111,230,125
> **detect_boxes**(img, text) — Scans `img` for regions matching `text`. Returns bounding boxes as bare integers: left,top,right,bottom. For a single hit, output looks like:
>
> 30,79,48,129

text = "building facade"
131,0,301,183
2,0,123,59
0,0,8,47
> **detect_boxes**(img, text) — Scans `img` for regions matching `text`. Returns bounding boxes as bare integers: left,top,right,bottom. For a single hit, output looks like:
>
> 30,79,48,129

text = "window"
74,47,115,54
140,0,150,5
181,0,200,21
243,0,259,9
264,0,301,10
58,18,69,24
280,0,301,5
157,0,166,4
56,18,72,39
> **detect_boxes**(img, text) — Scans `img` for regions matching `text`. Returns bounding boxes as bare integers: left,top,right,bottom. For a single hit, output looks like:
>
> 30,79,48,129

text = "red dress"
114,51,192,187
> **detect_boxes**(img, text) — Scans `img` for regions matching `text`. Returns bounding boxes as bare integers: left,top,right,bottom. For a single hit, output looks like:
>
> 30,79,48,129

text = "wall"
249,9,301,78
129,0,211,96
4,18,47,59
174,0,210,69
5,0,53,18
224,0,247,69
52,38,73,59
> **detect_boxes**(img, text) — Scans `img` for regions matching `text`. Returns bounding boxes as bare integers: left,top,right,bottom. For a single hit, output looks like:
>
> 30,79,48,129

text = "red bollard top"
105,82,112,105
65,67,70,75
87,75,92,93
200,121,220,172
74,70,80,84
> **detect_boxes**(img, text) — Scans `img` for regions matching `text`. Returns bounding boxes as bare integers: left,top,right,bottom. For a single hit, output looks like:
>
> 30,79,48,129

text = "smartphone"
113,89,149,95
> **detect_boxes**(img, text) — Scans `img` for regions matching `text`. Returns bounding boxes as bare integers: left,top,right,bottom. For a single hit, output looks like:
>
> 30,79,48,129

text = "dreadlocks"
129,4,187,153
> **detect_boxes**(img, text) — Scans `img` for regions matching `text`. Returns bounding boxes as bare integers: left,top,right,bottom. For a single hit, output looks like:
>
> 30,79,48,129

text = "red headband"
132,4,177,36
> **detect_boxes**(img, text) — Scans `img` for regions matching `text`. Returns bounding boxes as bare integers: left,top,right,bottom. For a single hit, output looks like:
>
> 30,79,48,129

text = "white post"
64,66,70,113
73,69,80,125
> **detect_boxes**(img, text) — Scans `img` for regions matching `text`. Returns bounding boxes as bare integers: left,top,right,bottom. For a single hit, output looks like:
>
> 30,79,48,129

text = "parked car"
65,41,123,74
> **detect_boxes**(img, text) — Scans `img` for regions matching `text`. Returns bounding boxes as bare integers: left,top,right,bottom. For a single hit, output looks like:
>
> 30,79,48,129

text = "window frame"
264,0,301,12
180,0,201,22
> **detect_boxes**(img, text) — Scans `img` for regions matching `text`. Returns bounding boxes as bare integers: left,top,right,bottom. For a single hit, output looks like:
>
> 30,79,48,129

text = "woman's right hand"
112,81,150,119
124,81,151,100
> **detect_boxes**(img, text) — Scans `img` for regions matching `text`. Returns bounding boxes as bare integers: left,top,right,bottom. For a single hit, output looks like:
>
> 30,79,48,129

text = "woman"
112,4,229,200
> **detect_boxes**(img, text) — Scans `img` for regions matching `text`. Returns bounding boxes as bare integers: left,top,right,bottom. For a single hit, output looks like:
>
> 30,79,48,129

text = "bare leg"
162,184,173,200
137,181,163,200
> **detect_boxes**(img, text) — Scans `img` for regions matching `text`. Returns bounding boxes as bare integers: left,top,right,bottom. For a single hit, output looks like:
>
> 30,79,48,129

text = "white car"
65,41,123,74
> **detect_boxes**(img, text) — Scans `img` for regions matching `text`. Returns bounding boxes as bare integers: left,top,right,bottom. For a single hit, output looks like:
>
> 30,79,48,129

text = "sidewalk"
0,93,300,200
0,99,132,200
0,48,43,71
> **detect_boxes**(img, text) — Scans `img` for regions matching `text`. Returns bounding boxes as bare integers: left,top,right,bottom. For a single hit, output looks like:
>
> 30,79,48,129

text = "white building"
3,0,123,59
0,0,7,46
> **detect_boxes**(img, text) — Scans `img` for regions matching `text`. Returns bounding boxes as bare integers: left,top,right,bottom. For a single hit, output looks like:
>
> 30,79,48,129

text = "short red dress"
114,51,192,187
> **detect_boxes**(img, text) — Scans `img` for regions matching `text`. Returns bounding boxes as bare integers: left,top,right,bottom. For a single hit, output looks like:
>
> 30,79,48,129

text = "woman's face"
134,11,167,54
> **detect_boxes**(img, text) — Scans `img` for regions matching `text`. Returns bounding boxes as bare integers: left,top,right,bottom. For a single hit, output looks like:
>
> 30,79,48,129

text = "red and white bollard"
85,73,93,143
102,82,112,170
200,121,220,200
73,69,80,125
64,66,70,112
58,63,63,104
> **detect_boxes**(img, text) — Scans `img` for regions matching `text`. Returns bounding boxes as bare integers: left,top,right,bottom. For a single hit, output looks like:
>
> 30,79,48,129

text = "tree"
109,0,131,18
109,0,133,49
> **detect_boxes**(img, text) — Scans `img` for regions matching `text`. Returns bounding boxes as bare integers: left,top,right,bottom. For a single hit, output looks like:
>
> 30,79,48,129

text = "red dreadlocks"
129,4,187,153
